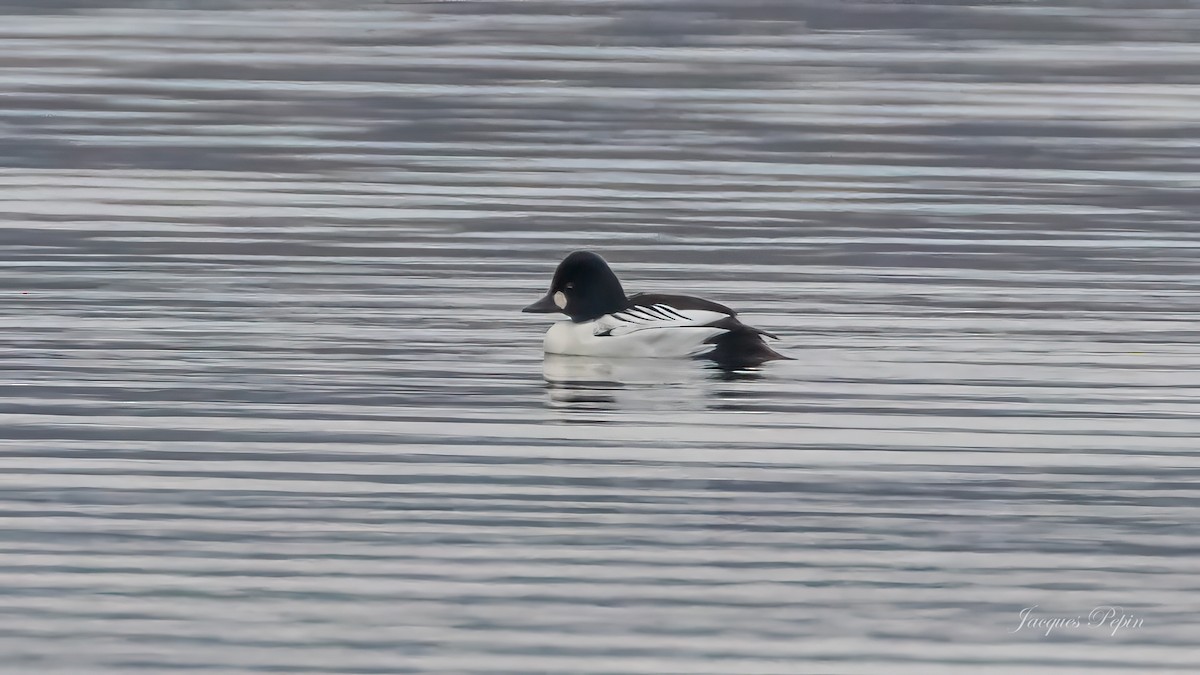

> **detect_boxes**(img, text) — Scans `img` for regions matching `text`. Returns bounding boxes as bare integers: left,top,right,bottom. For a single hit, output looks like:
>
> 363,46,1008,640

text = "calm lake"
2,1,1198,673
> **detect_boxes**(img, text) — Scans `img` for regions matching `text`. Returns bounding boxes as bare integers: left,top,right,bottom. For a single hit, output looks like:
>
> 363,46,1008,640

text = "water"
2,2,1199,673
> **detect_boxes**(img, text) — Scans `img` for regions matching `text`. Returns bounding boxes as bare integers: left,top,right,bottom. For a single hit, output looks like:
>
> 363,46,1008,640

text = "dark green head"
522,251,627,322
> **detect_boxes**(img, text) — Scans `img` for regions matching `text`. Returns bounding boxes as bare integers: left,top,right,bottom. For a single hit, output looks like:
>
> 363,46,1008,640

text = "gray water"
3,2,1199,673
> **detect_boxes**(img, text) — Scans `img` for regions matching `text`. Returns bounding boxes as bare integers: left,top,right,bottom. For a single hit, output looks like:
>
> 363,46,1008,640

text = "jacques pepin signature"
1011,605,1146,637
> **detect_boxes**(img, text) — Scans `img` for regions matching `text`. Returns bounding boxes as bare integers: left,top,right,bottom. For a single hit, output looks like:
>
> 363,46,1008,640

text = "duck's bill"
522,293,559,313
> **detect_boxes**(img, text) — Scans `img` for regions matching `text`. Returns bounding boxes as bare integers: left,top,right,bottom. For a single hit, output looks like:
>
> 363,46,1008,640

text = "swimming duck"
523,251,788,367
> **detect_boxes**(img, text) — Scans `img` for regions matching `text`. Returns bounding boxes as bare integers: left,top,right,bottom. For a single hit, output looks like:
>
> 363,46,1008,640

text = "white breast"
543,304,730,358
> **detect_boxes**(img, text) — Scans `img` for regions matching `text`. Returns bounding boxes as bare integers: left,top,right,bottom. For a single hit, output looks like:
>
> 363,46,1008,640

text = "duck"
522,251,789,367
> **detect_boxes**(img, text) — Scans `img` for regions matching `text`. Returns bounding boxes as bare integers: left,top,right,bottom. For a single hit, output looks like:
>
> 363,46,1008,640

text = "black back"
625,292,736,316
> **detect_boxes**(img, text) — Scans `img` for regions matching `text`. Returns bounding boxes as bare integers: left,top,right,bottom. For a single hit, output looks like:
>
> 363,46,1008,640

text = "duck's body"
523,252,788,367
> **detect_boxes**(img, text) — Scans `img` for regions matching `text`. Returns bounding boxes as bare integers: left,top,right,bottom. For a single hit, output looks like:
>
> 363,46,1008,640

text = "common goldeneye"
522,251,788,367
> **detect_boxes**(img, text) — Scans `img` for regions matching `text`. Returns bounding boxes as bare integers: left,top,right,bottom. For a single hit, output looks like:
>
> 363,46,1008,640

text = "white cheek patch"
553,291,567,309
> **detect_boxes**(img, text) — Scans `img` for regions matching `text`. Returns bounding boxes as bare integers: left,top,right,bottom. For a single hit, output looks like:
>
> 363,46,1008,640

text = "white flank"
543,304,730,358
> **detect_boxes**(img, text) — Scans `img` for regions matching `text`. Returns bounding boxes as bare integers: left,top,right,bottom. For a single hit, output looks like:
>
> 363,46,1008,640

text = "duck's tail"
703,319,792,368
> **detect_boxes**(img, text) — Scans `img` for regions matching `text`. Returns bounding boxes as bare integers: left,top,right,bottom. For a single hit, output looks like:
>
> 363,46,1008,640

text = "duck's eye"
564,283,575,290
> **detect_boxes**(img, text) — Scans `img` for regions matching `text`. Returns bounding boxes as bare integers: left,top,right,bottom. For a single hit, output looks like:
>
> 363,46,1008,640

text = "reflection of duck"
523,251,788,368
542,354,711,411
543,354,706,387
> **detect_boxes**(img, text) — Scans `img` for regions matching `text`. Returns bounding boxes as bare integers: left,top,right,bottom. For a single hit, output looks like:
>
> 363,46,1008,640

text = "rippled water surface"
3,2,1199,673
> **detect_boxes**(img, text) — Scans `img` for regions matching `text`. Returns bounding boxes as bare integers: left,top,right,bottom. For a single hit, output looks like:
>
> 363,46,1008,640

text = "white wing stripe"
644,305,673,320
594,305,732,338
618,304,720,323
622,308,656,322
656,304,690,320
616,304,706,323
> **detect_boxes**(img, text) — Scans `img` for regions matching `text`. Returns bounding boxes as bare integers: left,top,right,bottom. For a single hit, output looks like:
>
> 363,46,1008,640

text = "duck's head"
523,250,627,322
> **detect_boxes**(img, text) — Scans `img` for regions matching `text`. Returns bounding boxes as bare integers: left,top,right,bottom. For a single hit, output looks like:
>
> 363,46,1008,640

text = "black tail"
702,318,791,369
